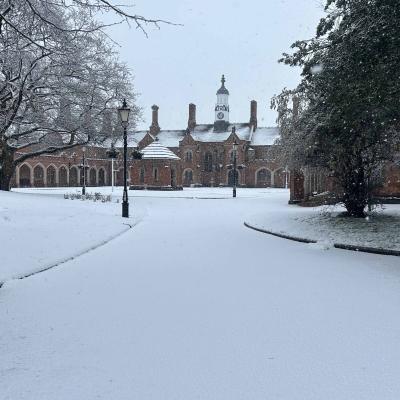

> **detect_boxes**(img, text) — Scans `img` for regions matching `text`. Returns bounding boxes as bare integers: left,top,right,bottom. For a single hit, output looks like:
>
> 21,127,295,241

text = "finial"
231,126,236,134
221,74,226,86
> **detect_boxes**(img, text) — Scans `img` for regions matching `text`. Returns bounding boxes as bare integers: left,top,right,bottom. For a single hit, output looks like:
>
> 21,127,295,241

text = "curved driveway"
1,193,400,399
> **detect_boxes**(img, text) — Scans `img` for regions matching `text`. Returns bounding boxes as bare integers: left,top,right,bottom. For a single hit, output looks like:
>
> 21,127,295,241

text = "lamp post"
232,139,238,198
79,146,88,195
106,143,119,193
118,99,131,218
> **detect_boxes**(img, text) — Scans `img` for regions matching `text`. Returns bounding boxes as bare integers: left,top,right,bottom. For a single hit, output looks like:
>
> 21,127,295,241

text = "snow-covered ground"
0,189,137,282
1,188,400,399
245,194,400,251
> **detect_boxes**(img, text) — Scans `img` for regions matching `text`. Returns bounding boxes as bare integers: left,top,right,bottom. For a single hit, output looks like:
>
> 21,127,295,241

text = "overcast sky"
106,0,325,130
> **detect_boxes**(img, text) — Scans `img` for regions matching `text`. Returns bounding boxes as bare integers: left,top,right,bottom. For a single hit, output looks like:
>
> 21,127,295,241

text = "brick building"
289,156,400,206
10,76,287,189
130,75,287,189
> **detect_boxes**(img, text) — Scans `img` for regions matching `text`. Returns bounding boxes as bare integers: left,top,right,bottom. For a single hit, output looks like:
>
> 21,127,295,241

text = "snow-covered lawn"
0,190,136,282
1,187,400,399
246,193,400,251
15,186,283,199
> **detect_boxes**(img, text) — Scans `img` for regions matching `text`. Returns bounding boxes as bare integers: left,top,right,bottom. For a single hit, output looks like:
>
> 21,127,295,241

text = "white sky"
106,0,325,130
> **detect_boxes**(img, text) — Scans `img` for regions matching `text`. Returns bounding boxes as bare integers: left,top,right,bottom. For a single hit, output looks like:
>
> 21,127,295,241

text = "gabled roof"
128,124,280,148
141,141,180,160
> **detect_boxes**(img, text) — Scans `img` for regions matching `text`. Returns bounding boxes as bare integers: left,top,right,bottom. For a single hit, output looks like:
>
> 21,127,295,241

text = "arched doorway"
47,165,57,187
98,168,105,186
33,165,45,187
59,166,68,186
89,168,97,186
183,169,193,186
19,164,31,187
69,166,79,186
256,168,271,187
228,169,239,187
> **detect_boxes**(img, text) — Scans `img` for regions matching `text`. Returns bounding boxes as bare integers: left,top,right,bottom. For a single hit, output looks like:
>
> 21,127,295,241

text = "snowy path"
1,192,400,399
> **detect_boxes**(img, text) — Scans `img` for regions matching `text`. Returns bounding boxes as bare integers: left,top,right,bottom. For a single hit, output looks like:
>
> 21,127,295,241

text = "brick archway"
19,164,32,187
33,164,45,187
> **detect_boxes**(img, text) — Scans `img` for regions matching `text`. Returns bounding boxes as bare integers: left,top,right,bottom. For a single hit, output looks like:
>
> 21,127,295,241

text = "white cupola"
214,75,230,132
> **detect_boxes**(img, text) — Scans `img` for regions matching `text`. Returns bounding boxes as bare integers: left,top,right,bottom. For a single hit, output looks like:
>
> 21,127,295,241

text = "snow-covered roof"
103,130,147,148
128,124,280,148
250,127,280,146
141,141,180,160
191,123,251,142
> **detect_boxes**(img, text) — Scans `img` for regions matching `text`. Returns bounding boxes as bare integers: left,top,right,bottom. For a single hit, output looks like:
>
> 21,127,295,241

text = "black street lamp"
232,139,238,198
79,146,89,195
118,99,131,218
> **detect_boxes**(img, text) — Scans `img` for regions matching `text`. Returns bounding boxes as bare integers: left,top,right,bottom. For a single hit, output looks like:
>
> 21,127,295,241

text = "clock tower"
214,75,230,132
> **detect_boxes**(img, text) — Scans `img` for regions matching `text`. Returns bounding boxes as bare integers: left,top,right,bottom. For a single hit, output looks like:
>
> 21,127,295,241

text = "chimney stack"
149,105,160,135
249,100,257,130
188,103,196,131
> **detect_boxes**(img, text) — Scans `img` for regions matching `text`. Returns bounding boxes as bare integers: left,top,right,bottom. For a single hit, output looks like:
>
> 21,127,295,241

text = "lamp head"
118,99,131,127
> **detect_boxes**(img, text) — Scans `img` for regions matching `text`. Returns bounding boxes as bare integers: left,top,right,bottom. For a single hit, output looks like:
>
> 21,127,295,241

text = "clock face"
217,112,224,120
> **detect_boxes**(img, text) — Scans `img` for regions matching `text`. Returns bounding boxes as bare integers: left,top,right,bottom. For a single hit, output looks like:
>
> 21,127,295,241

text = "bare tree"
0,1,139,190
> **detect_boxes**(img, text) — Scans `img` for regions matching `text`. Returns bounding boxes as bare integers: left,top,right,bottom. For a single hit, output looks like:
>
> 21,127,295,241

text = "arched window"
19,164,31,187
183,169,193,186
59,166,68,187
140,167,145,184
69,166,79,186
153,167,159,182
33,165,45,187
47,166,57,187
229,150,236,163
89,168,97,186
204,152,212,172
256,168,271,187
185,151,193,162
98,168,105,186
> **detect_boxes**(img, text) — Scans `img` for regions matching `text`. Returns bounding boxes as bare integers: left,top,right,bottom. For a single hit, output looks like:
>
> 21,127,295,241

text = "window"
33,165,45,187
229,150,236,163
204,152,212,172
47,166,57,187
185,150,193,162
153,167,159,181
59,166,68,187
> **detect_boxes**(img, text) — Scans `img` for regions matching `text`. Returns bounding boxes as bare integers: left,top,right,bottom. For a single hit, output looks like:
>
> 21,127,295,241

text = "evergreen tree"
274,0,400,217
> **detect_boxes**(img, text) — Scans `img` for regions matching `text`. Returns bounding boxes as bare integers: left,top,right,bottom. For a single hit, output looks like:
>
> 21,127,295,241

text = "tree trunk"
0,146,16,192
341,157,368,218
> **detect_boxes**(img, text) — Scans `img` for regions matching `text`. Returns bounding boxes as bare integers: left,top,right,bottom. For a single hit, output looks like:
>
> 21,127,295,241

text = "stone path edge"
243,221,400,258
0,222,135,289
